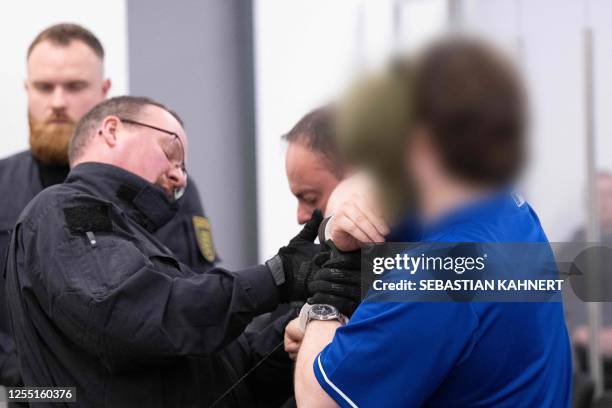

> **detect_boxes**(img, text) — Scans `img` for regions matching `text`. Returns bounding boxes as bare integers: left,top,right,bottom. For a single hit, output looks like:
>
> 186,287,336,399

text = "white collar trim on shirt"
511,191,526,207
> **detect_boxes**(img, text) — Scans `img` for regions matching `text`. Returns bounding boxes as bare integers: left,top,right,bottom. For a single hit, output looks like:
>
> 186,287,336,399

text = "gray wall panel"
127,0,258,269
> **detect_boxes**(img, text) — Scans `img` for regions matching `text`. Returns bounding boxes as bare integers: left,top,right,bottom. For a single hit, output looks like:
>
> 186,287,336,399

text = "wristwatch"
298,303,348,332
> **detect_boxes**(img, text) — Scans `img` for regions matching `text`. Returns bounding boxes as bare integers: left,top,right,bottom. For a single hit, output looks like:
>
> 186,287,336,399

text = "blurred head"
26,23,111,165
408,38,527,213
597,172,612,231
284,107,348,224
70,96,187,200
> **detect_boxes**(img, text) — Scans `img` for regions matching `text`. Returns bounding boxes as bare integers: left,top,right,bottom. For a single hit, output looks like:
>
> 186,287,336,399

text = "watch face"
311,304,336,317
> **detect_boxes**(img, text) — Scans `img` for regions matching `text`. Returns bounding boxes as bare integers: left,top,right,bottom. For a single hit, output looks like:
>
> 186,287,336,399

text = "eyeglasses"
118,117,187,200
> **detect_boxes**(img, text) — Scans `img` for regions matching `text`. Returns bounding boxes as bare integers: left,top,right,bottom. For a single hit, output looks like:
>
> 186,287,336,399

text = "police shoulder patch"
192,216,216,263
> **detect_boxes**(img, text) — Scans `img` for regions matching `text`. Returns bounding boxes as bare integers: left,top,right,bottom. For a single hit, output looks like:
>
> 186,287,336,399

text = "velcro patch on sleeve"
63,204,113,234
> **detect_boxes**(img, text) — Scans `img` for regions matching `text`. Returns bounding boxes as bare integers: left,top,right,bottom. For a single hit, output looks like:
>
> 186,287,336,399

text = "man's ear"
101,78,111,97
99,116,120,147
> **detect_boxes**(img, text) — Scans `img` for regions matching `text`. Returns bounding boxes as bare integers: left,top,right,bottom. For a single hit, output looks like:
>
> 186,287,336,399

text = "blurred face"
598,175,612,231
105,105,188,200
26,39,110,164
286,141,341,224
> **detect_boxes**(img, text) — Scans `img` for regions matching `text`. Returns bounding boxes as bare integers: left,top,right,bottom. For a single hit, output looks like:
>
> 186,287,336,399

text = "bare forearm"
295,321,341,407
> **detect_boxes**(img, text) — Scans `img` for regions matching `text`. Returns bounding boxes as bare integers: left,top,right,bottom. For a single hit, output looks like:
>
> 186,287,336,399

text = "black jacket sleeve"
245,310,297,407
16,204,279,372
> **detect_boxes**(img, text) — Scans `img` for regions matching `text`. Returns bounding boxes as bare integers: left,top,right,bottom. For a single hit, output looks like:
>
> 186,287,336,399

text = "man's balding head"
70,96,187,199
284,106,349,224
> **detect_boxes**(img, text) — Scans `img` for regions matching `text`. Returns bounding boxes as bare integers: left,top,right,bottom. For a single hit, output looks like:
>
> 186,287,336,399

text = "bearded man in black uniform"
0,24,217,387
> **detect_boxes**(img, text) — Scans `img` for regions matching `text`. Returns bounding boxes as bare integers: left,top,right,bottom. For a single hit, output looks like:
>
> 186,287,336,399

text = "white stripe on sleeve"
317,354,358,408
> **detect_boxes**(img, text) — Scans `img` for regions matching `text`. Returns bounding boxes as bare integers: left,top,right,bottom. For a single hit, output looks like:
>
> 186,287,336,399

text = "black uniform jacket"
4,162,291,407
0,151,217,386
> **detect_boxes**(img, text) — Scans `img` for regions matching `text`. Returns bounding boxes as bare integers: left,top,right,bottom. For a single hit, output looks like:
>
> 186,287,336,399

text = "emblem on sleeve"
192,216,216,262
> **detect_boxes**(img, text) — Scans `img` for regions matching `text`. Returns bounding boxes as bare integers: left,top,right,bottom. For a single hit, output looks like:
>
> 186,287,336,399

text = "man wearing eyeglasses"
4,95,361,407
0,24,217,388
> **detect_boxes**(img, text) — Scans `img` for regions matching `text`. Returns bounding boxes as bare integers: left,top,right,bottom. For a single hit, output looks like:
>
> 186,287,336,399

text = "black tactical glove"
266,210,328,302
307,241,362,317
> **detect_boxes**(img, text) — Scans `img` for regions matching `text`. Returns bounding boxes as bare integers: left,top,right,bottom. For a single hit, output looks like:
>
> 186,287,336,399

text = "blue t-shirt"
313,191,572,407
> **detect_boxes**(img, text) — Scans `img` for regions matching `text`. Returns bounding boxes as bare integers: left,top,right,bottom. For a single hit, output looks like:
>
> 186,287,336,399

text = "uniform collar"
35,158,69,188
66,162,178,232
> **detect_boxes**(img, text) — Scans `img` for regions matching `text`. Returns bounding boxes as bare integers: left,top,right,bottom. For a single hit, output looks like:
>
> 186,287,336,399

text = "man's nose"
297,205,311,225
167,166,187,191
51,87,67,110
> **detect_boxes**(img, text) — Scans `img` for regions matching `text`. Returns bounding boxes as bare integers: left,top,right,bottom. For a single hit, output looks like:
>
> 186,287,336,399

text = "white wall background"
0,0,129,158
254,0,362,260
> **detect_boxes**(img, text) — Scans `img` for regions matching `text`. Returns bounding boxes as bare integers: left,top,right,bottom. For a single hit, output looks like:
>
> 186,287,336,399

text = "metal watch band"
298,303,348,332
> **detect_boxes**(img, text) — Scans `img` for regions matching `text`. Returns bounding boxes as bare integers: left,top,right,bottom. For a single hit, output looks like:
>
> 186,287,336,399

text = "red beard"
28,112,76,165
